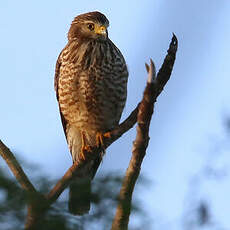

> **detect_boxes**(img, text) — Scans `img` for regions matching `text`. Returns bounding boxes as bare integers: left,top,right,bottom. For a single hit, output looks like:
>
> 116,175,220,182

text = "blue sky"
1,0,230,229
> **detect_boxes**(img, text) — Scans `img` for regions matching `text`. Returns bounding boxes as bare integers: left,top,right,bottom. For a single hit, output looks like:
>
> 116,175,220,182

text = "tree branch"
46,158,92,204
111,34,178,230
0,140,36,193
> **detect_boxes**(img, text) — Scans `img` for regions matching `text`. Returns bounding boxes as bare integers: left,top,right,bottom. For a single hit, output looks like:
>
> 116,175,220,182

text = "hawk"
54,11,128,215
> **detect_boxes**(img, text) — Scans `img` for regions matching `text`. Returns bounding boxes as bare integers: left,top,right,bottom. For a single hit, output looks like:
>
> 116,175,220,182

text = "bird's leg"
96,132,111,149
80,131,92,160
103,132,111,138
96,133,103,148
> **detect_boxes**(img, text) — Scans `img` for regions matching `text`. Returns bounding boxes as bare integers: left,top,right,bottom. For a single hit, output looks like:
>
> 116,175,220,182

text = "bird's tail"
69,177,91,215
66,125,102,215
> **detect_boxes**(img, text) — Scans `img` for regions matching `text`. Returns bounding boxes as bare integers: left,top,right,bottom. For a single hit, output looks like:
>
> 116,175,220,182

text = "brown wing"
54,52,68,138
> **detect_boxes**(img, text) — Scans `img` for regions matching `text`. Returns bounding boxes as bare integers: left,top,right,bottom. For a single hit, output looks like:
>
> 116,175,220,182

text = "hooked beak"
95,25,107,36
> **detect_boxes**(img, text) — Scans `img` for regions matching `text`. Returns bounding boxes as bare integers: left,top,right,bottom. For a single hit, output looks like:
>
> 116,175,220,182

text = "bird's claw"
80,145,92,160
96,132,111,149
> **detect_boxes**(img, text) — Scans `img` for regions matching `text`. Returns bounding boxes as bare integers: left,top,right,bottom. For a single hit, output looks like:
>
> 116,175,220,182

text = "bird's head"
68,11,109,41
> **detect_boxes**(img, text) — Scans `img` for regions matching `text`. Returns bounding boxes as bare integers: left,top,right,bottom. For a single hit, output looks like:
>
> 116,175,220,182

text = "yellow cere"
94,25,107,35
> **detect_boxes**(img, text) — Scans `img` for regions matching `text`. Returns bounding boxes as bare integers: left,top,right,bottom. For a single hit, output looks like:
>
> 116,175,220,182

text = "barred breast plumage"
54,11,128,215
58,39,127,132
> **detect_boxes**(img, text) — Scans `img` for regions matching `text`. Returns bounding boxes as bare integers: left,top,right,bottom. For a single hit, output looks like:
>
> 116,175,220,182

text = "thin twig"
0,140,36,193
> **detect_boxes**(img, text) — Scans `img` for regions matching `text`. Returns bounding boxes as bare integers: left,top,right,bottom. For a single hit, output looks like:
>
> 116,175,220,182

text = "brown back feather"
54,51,68,138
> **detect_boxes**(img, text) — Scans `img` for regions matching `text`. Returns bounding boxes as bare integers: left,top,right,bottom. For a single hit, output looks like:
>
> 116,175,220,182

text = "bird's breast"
58,40,128,132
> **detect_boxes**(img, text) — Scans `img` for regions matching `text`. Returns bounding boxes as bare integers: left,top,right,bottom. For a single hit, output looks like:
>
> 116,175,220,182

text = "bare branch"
156,33,178,96
0,140,36,193
111,34,178,230
147,59,156,83
105,105,139,147
47,159,93,204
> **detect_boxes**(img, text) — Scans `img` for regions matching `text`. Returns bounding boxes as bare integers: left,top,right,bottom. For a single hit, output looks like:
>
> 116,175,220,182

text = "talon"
83,145,92,152
96,132,111,148
96,132,104,148
80,145,92,160
80,131,92,160
103,132,111,139
80,149,86,160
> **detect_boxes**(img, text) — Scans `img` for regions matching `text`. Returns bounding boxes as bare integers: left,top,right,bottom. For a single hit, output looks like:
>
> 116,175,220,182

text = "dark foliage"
0,164,144,230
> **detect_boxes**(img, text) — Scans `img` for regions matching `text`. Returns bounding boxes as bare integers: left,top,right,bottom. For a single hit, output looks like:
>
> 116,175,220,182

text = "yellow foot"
104,132,111,138
79,131,92,160
80,145,92,160
96,132,111,148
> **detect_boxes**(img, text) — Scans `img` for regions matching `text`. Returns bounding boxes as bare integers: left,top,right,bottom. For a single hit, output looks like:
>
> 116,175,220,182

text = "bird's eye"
87,23,94,31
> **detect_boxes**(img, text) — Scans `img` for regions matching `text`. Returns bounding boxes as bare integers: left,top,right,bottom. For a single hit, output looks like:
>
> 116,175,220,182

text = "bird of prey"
54,11,128,215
